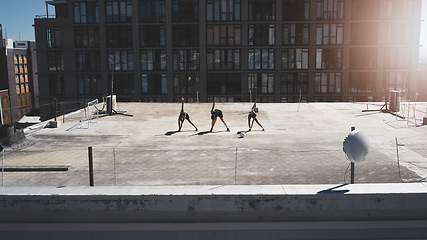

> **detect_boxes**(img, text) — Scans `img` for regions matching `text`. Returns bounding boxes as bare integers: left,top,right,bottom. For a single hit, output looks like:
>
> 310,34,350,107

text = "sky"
1,0,427,60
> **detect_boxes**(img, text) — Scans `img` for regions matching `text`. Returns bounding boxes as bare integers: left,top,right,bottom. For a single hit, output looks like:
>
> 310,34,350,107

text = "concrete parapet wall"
1,183,427,239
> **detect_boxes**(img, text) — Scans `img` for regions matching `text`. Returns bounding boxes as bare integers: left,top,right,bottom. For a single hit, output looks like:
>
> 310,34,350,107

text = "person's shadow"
165,131,179,136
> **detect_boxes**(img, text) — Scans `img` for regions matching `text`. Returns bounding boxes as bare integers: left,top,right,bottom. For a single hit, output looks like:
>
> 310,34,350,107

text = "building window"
73,2,99,23
316,23,343,45
75,26,99,48
282,49,309,70
207,25,241,46
108,51,134,71
140,26,166,47
351,0,379,20
248,49,274,70
316,0,344,20
106,1,132,23
207,73,241,94
207,49,240,70
172,0,199,22
281,73,308,94
49,74,64,95
207,0,241,21
385,23,414,44
141,50,167,71
348,72,376,93
350,23,378,45
111,74,135,94
77,74,101,95
139,0,165,22
173,25,199,47
383,72,410,93
384,48,412,69
386,0,417,19
249,24,275,46
174,74,200,94
314,72,342,93
248,73,274,94
107,26,133,48
141,73,167,94
76,51,101,72
47,51,63,71
282,24,309,45
316,48,342,70
249,0,275,21
282,0,310,21
173,50,200,70
47,27,62,48
350,48,377,70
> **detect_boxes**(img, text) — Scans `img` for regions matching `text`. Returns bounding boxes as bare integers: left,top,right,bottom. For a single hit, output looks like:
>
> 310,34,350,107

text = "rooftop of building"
2,101,427,187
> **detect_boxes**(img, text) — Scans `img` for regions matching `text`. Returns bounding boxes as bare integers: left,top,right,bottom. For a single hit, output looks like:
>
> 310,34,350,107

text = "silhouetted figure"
210,97,229,132
178,97,198,132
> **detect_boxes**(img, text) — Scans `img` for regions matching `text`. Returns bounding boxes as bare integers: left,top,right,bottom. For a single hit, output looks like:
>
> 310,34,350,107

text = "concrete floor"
2,101,427,186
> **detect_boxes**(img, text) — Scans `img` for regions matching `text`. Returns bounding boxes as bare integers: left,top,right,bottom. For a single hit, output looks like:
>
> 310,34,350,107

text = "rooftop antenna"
107,62,133,117
343,126,369,184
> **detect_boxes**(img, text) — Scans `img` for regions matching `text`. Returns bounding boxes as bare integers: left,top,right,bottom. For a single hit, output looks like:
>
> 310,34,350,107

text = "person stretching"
248,100,264,131
178,97,198,132
210,97,229,132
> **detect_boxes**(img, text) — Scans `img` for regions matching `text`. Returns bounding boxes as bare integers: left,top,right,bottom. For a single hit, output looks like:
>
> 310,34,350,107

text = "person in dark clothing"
248,99,264,131
178,97,198,131
210,97,229,132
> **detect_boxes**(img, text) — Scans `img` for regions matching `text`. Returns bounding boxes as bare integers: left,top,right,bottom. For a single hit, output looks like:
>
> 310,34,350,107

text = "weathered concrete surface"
1,102,426,186
1,184,427,239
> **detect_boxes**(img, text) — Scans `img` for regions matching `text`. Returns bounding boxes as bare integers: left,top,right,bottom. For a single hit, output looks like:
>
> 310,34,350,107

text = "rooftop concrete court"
3,101,427,186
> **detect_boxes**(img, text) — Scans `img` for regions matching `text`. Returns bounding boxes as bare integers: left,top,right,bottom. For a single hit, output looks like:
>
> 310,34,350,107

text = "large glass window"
75,26,99,48
140,26,166,47
76,51,101,72
207,25,241,46
139,0,166,22
106,1,132,23
383,72,410,93
49,74,64,95
249,0,275,21
282,49,309,70
351,23,378,45
385,22,414,44
77,74,101,95
386,0,417,19
47,51,63,72
107,26,133,48
384,47,412,69
316,0,344,20
207,0,241,21
350,48,377,70
316,48,342,70
281,73,308,94
316,23,343,45
74,2,99,23
108,50,134,71
173,25,199,47
140,50,167,71
47,27,62,48
351,0,379,20
282,24,309,45
282,0,310,21
314,72,342,93
207,49,240,70
249,24,275,46
141,73,167,94
348,72,376,93
173,50,200,70
172,0,199,22
174,74,200,94
248,73,274,94
111,74,135,94
248,49,275,70
207,73,241,94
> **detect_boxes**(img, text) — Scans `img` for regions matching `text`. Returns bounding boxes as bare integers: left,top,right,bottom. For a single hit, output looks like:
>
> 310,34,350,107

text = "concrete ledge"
1,183,427,239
